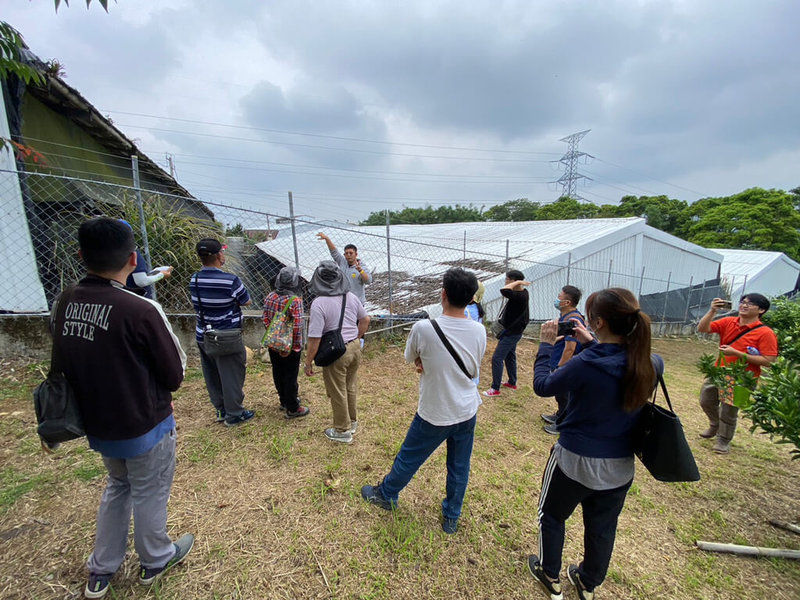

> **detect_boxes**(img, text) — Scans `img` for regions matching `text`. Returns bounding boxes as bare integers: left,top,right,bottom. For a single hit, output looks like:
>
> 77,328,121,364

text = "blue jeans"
378,413,477,520
491,332,522,389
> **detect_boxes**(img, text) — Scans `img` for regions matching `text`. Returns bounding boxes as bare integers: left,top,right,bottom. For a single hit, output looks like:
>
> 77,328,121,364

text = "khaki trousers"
322,339,362,431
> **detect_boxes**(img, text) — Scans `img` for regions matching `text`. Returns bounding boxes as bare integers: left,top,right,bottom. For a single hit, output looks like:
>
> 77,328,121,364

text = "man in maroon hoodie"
52,218,193,598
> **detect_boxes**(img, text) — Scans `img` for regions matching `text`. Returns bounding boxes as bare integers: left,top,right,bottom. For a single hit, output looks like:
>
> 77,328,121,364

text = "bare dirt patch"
0,337,798,599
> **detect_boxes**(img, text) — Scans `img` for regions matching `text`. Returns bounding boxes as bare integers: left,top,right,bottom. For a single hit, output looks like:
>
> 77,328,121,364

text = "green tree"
686,188,800,261
54,0,111,10
606,195,690,238
360,204,484,225
0,22,43,85
484,198,540,221
536,196,600,220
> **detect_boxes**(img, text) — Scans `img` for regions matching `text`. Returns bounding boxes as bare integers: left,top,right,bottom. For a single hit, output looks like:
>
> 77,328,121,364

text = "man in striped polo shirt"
190,238,255,426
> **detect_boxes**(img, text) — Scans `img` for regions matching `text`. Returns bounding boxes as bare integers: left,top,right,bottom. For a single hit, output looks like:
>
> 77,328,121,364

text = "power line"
108,110,561,157
118,123,557,164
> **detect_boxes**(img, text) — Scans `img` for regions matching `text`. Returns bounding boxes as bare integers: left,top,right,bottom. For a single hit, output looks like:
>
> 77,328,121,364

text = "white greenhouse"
256,217,723,322
716,249,800,300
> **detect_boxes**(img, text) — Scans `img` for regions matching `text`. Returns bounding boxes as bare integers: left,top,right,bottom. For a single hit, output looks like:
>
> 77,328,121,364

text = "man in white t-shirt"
361,268,487,534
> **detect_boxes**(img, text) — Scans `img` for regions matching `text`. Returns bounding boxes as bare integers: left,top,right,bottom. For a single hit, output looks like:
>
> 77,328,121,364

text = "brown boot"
699,382,720,439
713,403,738,454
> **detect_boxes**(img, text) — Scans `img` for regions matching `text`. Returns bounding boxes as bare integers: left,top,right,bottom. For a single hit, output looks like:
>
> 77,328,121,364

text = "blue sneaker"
84,573,112,598
215,408,226,423
139,533,195,586
442,517,459,534
361,484,395,511
224,409,255,427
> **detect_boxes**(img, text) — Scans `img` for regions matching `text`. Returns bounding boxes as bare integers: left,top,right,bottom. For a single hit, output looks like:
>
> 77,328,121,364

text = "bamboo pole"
770,519,800,536
696,541,800,560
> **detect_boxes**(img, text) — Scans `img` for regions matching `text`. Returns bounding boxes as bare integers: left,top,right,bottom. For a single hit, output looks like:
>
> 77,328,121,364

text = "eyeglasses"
739,301,757,307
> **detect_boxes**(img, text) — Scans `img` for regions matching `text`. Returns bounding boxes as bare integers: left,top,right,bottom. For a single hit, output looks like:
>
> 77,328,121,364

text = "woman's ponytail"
585,288,655,411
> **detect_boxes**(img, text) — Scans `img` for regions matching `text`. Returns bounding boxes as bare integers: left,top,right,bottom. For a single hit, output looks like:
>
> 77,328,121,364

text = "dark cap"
196,238,224,256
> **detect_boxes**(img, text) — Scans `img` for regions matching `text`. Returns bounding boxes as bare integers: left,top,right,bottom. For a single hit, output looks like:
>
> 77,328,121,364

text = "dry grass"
1,336,799,600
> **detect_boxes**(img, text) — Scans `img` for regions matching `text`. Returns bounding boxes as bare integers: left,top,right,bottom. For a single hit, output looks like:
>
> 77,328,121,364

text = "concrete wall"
0,314,269,361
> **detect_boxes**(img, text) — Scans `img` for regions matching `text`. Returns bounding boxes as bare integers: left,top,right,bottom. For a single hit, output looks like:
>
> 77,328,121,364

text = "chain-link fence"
2,167,727,329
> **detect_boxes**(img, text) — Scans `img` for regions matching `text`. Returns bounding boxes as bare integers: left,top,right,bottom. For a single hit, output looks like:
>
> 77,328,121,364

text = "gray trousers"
198,341,247,416
87,429,177,574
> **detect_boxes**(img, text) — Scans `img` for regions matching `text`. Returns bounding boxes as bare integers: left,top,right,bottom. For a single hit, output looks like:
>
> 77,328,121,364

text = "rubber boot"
698,382,720,439
713,403,739,454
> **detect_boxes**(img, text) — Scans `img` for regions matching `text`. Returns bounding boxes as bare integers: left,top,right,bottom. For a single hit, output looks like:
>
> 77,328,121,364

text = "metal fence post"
463,230,466,261
607,259,613,287
288,191,299,269
131,156,156,302
741,274,748,297
661,271,672,326
386,210,393,335
566,252,572,284
505,239,509,272
638,266,645,299
683,276,694,324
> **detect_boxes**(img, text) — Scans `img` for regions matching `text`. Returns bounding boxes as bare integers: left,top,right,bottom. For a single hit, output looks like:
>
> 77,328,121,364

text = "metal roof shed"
256,218,722,321
716,249,800,300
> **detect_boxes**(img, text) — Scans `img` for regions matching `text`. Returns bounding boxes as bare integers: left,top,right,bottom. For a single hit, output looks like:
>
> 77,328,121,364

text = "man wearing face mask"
316,232,372,305
541,285,585,435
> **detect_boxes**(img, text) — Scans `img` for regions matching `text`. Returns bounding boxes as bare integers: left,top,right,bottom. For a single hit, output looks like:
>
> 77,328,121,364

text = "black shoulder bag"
314,295,348,367
633,372,701,483
193,273,243,357
33,285,85,448
430,320,475,380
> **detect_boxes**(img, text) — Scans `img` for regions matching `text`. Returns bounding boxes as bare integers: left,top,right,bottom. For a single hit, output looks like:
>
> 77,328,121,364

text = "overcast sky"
6,0,800,224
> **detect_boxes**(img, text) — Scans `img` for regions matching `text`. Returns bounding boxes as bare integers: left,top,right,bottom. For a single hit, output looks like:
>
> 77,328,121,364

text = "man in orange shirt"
697,293,778,454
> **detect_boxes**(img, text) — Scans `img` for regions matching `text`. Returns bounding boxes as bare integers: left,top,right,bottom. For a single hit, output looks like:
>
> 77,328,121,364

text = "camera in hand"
557,321,576,336
719,300,732,310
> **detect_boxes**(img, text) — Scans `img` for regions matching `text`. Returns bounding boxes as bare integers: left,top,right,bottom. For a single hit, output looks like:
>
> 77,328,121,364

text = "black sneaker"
442,517,459,534
541,413,558,425
139,533,195,586
528,554,563,600
215,408,226,423
543,423,559,435
361,484,395,511
224,409,255,427
84,573,112,598
567,565,594,600
285,406,310,419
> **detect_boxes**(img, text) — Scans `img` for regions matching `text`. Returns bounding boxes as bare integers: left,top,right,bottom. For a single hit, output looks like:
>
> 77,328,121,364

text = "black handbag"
633,373,701,483
491,301,506,339
193,274,243,357
314,295,348,367
33,285,85,447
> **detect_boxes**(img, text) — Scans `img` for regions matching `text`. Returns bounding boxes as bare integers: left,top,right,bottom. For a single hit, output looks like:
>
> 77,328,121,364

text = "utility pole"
166,153,176,179
554,129,593,201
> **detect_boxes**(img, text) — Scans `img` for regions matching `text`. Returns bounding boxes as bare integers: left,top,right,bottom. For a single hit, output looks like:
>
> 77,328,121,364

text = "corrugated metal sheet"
256,218,723,318
716,249,800,298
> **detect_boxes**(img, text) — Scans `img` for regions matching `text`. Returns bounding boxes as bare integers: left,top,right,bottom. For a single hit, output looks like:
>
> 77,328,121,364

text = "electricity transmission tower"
554,129,593,201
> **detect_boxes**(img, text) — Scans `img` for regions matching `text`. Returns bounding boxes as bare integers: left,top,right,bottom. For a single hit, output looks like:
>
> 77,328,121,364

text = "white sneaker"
324,427,353,444
349,421,358,435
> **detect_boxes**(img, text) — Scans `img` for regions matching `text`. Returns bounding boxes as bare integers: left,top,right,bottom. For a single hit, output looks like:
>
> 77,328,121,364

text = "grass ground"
0,335,799,599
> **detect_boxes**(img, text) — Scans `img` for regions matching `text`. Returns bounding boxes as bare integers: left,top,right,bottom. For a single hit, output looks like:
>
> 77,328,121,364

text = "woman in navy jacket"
527,288,659,600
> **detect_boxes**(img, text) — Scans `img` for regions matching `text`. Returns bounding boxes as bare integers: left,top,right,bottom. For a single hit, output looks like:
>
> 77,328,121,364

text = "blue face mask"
553,298,562,309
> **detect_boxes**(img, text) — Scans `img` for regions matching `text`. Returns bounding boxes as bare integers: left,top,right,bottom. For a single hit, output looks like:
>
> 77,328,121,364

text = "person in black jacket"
52,218,194,599
484,270,530,396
